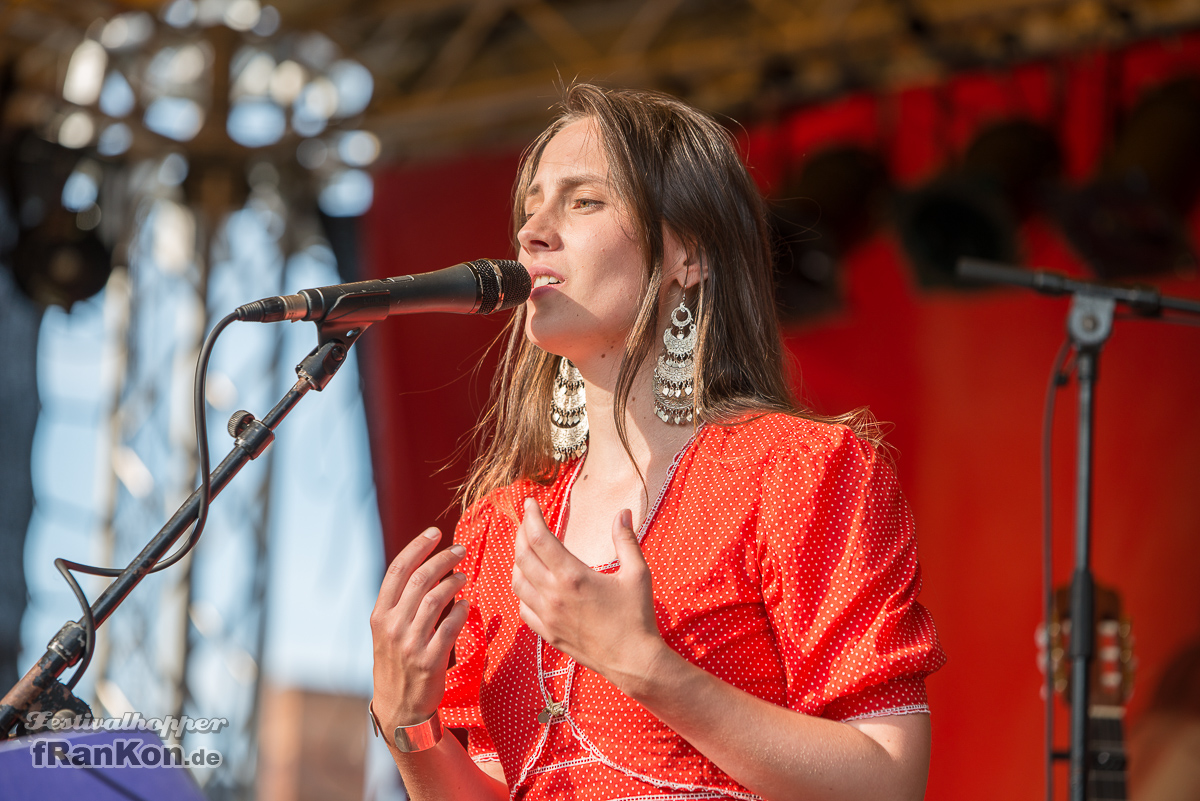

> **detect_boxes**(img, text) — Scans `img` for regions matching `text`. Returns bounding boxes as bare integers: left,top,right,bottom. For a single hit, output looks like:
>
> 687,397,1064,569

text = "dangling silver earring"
550,357,587,461
653,301,696,425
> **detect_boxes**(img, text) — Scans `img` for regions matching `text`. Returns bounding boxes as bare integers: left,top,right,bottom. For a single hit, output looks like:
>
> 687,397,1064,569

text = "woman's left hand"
511,498,665,692
512,499,932,801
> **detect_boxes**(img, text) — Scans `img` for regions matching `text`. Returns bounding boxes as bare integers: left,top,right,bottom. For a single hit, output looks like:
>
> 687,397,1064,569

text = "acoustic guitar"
1036,584,1136,800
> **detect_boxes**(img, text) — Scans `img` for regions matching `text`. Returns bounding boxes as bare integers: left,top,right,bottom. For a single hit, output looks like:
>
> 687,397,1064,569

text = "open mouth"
532,275,563,289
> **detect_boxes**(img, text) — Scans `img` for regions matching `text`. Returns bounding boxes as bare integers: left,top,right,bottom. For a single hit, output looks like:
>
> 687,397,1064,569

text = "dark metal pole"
1064,294,1114,801
1068,347,1097,801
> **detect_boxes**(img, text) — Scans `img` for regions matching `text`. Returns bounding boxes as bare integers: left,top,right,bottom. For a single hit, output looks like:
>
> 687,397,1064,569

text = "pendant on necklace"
537,701,565,724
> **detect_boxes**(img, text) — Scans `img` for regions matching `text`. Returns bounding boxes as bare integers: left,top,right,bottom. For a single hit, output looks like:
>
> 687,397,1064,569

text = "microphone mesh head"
473,259,530,313
471,260,501,314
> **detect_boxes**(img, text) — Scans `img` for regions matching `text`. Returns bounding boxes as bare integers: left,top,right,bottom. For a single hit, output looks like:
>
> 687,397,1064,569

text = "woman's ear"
662,227,708,290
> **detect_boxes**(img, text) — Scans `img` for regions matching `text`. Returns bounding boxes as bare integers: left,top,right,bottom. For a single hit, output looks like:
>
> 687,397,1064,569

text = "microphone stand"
0,320,370,739
957,258,1200,801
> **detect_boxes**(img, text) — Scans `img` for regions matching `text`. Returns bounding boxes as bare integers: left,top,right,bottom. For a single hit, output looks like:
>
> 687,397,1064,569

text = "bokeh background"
2,1,1199,800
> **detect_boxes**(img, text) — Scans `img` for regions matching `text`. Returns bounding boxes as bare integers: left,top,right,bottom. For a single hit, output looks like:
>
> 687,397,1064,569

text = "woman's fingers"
390,542,466,622
374,527,441,615
371,532,467,663
370,532,471,729
428,598,470,657
516,599,547,640
519,498,572,572
510,552,546,611
513,519,555,589
611,508,648,577
409,568,467,642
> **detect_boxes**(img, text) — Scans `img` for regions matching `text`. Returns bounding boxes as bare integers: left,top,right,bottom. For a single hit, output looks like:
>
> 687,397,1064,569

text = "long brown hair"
461,83,872,509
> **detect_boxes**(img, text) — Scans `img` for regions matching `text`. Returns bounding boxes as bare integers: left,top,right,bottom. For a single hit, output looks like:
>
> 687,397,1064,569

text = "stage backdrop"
362,37,1200,800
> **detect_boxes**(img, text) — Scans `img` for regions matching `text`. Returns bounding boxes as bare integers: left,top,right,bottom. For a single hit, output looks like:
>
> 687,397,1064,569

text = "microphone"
234,259,531,324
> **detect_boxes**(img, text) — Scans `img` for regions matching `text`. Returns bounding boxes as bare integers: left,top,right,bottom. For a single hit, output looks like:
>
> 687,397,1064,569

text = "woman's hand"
511,499,666,693
370,528,470,731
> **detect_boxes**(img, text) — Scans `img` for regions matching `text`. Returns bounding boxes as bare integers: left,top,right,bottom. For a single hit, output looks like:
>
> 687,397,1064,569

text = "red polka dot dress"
440,413,946,800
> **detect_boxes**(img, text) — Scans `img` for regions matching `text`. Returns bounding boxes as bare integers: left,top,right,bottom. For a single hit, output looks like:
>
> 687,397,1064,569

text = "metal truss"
86,174,284,800
5,0,1200,161
321,0,1200,158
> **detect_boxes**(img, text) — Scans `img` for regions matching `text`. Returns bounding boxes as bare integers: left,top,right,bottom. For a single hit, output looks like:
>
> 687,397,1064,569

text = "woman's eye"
573,198,601,210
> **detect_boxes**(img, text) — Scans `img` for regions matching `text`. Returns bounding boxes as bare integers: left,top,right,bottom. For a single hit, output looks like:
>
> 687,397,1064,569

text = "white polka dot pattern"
439,413,945,799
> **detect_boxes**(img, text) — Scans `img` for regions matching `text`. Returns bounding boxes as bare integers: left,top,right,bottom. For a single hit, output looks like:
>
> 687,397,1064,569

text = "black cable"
55,557,96,691
1043,338,1073,801
144,310,238,572
53,312,239,690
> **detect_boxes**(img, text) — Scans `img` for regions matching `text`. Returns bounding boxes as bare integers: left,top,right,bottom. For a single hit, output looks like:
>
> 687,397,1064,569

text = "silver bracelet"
368,701,444,753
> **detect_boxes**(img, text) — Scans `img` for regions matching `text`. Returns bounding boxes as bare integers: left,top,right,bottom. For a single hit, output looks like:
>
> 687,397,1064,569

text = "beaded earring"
653,301,696,424
550,356,587,461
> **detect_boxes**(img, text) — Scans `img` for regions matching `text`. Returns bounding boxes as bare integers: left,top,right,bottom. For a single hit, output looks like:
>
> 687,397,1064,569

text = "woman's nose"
518,207,559,252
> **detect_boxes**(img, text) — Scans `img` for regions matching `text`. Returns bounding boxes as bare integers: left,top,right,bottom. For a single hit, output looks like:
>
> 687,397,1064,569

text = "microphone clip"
297,322,370,392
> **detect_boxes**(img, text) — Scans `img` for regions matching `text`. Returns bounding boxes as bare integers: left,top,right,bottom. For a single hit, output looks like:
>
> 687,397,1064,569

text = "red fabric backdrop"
362,37,1200,799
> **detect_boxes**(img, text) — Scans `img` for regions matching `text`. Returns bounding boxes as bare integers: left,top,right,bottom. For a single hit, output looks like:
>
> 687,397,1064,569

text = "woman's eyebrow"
556,173,606,191
526,173,607,201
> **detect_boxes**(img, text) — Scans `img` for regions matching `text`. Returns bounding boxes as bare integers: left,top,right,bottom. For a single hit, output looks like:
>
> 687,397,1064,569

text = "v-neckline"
554,424,706,571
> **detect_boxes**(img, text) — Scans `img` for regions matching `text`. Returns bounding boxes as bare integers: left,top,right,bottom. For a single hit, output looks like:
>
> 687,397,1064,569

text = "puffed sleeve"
757,425,945,721
439,500,499,762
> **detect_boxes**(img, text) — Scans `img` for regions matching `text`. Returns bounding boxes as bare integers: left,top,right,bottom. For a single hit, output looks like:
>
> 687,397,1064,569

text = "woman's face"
517,117,648,366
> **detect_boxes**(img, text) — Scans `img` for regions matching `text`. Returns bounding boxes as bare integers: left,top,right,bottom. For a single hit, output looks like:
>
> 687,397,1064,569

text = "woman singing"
369,83,945,801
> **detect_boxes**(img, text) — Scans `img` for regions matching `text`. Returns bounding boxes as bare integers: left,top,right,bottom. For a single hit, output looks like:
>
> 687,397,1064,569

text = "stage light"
299,77,339,120
896,119,1061,288
76,203,102,231
296,32,337,71
328,60,373,118
9,230,112,309
101,12,154,51
9,0,379,307
158,152,189,186
144,96,205,141
338,131,380,167
150,199,196,274
1055,79,1200,278
895,178,1017,289
292,104,326,137
269,60,305,106
163,0,198,29
5,132,113,309
99,71,136,117
233,49,275,98
57,111,95,149
319,168,373,217
61,161,102,211
228,99,286,147
168,43,207,85
253,5,281,37
772,146,890,322
63,40,108,106
97,123,132,156
197,0,233,28
224,0,262,32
